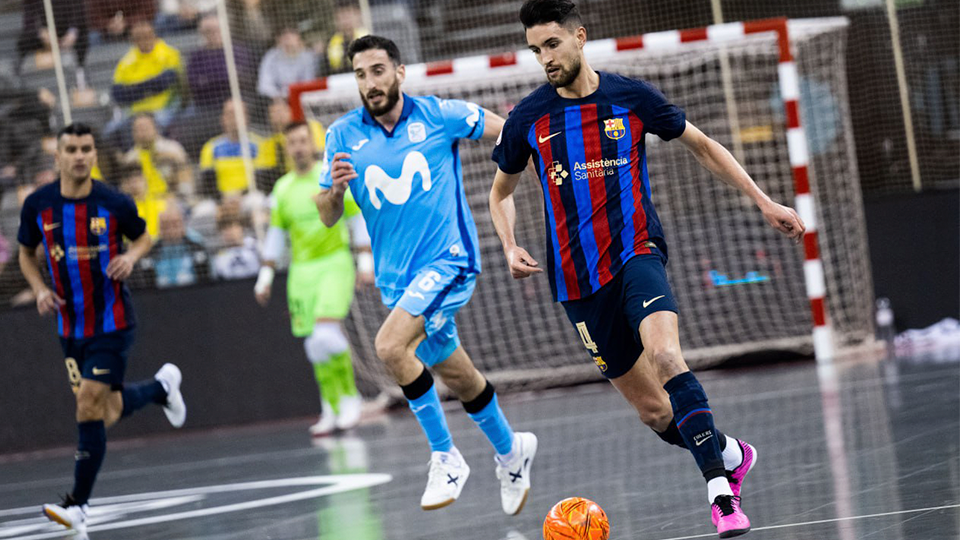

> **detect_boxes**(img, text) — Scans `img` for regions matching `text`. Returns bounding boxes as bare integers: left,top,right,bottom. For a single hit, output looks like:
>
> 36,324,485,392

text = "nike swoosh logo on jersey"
538,132,562,143
643,295,666,308
44,222,61,231
351,139,369,151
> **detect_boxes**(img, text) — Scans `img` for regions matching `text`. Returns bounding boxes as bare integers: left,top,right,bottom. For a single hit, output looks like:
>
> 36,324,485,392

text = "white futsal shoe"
309,400,337,437
42,499,88,532
155,363,186,428
335,395,363,431
496,432,538,515
421,450,470,510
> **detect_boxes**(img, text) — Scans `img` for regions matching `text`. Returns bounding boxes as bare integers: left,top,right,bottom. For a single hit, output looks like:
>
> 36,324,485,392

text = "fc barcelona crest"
604,118,626,140
90,217,107,235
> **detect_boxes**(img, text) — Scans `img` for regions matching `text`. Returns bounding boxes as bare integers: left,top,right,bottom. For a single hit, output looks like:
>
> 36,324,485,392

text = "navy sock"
664,372,725,481
121,379,167,418
71,421,106,505
655,418,727,451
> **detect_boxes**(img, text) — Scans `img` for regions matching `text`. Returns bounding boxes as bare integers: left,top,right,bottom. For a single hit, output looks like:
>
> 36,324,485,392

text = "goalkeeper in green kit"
255,120,374,436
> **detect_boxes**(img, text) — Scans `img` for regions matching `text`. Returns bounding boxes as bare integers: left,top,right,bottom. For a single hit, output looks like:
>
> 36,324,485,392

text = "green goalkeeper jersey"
270,161,361,264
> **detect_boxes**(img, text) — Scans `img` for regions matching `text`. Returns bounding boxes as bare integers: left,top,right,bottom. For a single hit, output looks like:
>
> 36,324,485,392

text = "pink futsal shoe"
728,439,757,498
711,495,751,538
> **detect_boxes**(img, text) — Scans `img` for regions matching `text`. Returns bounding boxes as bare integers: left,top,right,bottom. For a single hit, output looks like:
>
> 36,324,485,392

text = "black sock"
71,421,106,505
654,419,727,451
664,372,725,481
121,379,167,418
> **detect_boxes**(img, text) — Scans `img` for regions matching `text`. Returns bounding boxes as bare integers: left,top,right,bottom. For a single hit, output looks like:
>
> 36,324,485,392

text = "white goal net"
299,18,873,395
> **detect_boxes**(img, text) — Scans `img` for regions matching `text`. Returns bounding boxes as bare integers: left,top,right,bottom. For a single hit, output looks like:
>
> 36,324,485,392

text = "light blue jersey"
320,94,485,365
320,94,484,296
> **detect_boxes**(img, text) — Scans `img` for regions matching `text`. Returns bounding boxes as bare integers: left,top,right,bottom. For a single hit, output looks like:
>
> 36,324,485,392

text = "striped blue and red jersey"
18,180,146,338
492,72,686,302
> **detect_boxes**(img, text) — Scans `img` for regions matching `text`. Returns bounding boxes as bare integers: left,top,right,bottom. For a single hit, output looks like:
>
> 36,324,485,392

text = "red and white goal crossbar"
290,17,835,362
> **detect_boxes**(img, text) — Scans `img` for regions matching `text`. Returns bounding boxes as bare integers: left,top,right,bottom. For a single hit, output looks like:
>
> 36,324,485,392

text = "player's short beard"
548,56,582,89
361,78,401,117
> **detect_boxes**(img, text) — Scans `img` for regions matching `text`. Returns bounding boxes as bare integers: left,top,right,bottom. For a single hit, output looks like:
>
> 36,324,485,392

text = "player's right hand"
505,245,543,279
36,288,64,316
330,152,357,194
254,287,270,307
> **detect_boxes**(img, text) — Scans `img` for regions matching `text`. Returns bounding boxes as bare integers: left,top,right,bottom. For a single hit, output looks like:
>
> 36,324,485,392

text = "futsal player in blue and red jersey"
490,2,806,537
18,123,187,534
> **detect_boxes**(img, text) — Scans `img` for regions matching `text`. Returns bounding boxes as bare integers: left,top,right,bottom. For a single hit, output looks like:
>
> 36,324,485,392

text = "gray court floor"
1,354,958,540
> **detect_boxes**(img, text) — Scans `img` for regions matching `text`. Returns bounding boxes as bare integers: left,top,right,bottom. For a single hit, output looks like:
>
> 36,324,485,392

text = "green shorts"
287,249,356,337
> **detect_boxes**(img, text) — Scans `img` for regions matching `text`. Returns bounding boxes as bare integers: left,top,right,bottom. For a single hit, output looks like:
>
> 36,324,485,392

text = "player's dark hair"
57,123,95,142
519,0,582,30
346,35,401,66
283,120,310,135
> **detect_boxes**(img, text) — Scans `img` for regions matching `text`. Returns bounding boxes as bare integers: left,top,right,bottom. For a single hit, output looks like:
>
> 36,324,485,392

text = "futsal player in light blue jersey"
315,35,537,515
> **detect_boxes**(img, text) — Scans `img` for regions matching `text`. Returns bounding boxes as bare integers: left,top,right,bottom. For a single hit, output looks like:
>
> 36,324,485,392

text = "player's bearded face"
547,54,582,88
360,75,401,117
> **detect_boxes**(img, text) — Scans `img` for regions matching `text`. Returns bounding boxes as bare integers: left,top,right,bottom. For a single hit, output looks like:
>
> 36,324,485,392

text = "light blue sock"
466,393,515,457
407,384,454,453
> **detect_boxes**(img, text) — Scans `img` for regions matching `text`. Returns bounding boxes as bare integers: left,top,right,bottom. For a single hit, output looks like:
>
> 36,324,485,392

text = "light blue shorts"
381,261,477,366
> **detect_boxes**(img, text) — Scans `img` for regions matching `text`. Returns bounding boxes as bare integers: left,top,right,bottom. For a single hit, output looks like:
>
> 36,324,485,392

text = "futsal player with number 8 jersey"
315,35,537,514
18,124,187,535
490,2,807,537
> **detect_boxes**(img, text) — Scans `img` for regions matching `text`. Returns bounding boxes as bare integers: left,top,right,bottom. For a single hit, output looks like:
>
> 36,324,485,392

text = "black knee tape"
400,366,434,401
461,380,495,414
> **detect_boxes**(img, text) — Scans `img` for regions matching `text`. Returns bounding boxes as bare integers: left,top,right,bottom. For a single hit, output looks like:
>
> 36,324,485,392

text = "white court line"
652,504,960,540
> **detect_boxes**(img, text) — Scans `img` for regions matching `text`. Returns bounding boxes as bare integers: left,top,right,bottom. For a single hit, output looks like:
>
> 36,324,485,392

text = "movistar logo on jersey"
364,151,432,209
573,157,629,181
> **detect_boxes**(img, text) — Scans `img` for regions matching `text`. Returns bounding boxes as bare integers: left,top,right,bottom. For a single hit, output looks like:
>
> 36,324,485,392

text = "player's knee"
304,322,349,364
374,333,405,366
75,386,107,421
649,346,685,378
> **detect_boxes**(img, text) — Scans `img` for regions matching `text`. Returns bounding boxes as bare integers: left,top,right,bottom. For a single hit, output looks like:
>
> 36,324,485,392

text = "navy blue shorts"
561,254,679,379
59,327,135,391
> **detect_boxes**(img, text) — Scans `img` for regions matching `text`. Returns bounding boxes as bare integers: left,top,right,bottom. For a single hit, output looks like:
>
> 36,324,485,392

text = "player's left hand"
760,200,805,244
106,254,136,281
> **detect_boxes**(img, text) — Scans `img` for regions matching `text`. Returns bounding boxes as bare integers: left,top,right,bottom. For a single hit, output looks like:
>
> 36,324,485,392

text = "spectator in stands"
212,213,259,279
0,74,56,193
154,0,215,34
323,1,367,74
122,113,192,199
107,21,183,149
17,0,89,76
254,99,323,192
199,99,262,199
119,165,168,238
137,204,211,288
86,0,157,42
257,27,317,100
172,14,256,157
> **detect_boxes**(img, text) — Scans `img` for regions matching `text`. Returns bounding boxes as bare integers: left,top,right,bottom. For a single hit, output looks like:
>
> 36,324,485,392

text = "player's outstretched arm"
314,152,356,227
480,109,506,141
489,168,543,279
677,121,805,243
18,244,64,315
254,226,286,306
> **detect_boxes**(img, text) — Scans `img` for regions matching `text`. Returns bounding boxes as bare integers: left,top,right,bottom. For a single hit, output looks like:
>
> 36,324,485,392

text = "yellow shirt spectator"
200,134,263,196
112,37,182,114
256,119,325,174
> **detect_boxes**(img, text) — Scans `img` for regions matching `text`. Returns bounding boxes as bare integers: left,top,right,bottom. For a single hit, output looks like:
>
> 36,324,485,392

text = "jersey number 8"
64,357,82,394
